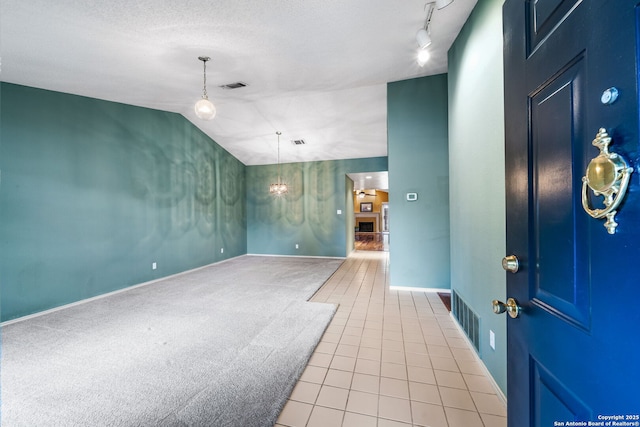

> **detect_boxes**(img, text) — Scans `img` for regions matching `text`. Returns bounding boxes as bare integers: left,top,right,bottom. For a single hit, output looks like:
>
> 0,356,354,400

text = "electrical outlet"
295,244,299,249
152,262,157,270
220,248,224,254
490,330,495,350
337,209,342,215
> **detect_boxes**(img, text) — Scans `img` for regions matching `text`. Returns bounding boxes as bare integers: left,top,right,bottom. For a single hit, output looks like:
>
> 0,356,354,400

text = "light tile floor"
275,251,507,427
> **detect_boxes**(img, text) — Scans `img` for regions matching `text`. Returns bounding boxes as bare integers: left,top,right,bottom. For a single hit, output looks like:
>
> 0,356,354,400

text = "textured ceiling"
0,0,477,166
348,172,389,192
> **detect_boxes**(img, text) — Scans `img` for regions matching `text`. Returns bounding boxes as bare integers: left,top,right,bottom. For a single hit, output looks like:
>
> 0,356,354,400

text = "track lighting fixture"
414,0,454,66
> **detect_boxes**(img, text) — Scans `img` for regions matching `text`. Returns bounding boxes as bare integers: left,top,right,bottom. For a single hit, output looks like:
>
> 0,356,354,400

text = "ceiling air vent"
291,139,306,145
219,82,248,90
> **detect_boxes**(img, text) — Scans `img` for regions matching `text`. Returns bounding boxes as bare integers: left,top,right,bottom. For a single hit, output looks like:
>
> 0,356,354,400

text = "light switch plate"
406,192,418,201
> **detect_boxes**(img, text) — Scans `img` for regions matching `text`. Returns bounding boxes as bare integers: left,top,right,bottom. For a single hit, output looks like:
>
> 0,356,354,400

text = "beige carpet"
1,255,343,426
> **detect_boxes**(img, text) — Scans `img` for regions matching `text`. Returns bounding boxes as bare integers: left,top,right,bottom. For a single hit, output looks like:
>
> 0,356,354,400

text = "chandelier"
269,132,288,195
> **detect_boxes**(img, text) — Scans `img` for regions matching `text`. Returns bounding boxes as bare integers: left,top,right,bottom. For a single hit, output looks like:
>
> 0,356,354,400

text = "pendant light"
269,132,289,196
195,56,216,120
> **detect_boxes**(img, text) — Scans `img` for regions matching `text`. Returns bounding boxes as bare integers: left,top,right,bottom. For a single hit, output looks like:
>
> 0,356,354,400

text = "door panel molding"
529,55,591,330
532,357,592,426
527,0,583,56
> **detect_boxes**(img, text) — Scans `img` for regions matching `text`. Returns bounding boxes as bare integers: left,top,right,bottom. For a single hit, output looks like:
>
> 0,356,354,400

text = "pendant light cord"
276,131,282,182
198,56,210,99
202,60,208,99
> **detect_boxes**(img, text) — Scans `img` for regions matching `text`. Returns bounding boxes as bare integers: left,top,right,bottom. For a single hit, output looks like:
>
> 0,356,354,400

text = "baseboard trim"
389,286,451,293
1,255,245,327
246,253,346,260
449,312,508,407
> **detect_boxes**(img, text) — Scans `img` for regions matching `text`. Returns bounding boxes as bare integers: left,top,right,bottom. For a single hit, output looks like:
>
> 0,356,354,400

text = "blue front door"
503,0,640,424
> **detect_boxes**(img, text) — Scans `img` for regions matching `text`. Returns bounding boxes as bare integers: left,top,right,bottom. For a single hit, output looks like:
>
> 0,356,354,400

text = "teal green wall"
0,83,246,321
448,0,506,394
387,74,450,289
246,157,387,257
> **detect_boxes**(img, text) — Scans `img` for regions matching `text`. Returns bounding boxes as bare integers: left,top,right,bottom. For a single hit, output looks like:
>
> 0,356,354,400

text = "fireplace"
355,212,379,232
359,222,374,232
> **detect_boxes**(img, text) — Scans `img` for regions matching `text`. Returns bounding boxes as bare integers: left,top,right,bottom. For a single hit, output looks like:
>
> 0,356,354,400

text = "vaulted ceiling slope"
0,0,477,165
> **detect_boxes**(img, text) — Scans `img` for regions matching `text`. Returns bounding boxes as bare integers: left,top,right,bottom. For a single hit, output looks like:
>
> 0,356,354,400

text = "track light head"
416,28,432,49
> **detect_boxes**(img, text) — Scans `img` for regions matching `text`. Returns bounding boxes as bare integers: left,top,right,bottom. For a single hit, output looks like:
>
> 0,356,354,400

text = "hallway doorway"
347,172,389,252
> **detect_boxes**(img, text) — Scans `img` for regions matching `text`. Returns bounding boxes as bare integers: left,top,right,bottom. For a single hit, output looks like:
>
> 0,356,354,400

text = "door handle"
581,128,633,234
492,298,521,318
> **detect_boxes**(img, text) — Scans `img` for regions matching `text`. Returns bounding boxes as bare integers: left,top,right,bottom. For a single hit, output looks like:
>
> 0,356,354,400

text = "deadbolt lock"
502,255,519,273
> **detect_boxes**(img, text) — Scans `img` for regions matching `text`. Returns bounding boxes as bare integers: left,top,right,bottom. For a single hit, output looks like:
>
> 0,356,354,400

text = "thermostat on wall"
406,192,418,201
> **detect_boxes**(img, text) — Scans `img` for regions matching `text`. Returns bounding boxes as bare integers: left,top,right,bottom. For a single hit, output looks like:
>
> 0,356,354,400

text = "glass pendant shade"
195,97,216,120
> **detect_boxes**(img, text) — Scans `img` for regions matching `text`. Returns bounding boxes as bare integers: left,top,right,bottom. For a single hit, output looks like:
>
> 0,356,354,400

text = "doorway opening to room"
347,172,389,252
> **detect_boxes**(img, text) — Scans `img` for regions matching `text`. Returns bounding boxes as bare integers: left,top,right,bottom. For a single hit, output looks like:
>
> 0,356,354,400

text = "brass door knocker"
581,128,633,234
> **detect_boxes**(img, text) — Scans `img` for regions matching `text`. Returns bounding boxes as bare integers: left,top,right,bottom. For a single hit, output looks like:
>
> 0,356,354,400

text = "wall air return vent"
219,82,247,89
452,290,480,352
291,139,306,145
